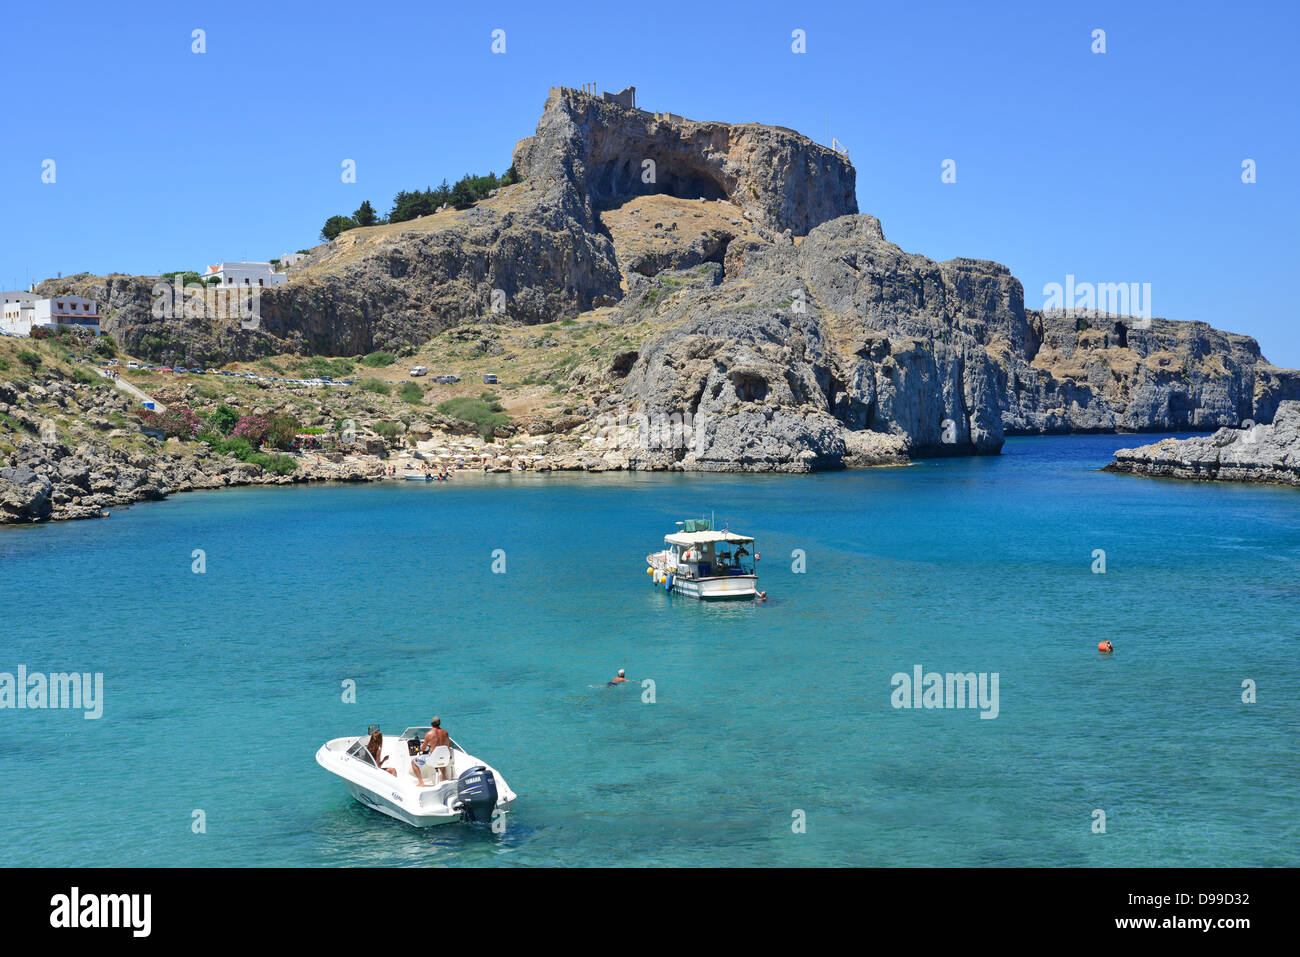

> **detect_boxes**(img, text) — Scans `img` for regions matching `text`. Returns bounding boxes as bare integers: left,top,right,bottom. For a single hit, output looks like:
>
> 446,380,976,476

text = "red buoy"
1098,640,1113,654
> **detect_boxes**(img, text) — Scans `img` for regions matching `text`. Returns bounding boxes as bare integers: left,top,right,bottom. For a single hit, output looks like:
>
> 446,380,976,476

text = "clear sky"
3,0,1297,365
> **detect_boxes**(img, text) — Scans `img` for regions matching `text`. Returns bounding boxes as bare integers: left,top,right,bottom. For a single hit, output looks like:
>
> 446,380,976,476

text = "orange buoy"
1098,640,1113,654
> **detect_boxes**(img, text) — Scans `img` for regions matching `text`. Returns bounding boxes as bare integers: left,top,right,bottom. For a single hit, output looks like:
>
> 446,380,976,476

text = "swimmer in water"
607,669,629,687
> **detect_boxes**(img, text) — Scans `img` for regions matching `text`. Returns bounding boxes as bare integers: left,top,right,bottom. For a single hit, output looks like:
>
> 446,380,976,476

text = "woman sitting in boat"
366,726,397,777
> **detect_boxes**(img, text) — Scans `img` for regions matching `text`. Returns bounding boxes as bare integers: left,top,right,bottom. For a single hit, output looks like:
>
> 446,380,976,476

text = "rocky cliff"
1104,399,1300,487
32,87,1300,471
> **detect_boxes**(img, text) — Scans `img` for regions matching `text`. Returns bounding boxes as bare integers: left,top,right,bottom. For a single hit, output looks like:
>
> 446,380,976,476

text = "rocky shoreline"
1104,400,1300,487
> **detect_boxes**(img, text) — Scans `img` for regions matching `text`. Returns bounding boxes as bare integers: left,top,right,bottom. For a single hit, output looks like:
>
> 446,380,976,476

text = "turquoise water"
1,434,1297,867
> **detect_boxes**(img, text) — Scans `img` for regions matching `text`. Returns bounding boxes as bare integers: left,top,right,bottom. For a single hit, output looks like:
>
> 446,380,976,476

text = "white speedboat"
646,518,760,600
316,726,516,827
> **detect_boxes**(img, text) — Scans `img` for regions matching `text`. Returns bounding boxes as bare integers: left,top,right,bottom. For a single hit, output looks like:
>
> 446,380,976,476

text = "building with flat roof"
203,262,287,287
1,294,99,336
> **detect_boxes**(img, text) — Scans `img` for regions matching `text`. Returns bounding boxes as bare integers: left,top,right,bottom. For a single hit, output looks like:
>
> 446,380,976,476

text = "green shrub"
437,396,510,441
295,356,355,378
207,405,240,436
359,378,390,395
246,452,298,474
265,411,302,450
206,435,246,456
203,435,296,473
373,420,402,440
397,381,424,403
360,351,395,367
160,271,204,286
17,351,41,372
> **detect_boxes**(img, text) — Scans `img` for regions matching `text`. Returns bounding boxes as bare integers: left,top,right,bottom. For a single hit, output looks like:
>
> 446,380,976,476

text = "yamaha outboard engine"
455,765,498,823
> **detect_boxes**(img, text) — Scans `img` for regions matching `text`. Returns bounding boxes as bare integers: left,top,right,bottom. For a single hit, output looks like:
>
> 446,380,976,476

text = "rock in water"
0,465,54,523
1105,400,1300,486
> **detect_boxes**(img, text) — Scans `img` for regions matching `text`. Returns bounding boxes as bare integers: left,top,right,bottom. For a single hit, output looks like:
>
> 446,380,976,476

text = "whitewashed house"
203,262,287,287
278,252,307,268
0,292,37,335
1,294,99,336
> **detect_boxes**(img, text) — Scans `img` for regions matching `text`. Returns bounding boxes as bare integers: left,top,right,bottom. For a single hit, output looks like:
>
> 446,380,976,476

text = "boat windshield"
400,728,464,753
346,740,379,768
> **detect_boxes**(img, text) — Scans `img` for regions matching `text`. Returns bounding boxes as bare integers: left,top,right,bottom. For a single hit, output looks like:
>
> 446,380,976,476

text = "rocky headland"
1104,400,1300,487
7,84,1298,518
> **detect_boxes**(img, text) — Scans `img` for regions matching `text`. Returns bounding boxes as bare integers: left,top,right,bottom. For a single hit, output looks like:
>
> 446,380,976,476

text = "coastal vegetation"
294,356,355,378
437,393,509,441
319,167,521,241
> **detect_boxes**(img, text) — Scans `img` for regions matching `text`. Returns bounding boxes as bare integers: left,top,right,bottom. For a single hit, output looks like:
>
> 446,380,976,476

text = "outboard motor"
455,765,498,823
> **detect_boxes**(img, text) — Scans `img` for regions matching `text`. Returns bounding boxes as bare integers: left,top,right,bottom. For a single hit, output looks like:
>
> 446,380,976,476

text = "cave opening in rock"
731,371,769,402
591,156,729,206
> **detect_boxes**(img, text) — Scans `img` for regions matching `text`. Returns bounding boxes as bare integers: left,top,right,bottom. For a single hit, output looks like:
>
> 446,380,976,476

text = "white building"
279,252,307,268
1,294,99,336
202,262,287,287
0,292,36,336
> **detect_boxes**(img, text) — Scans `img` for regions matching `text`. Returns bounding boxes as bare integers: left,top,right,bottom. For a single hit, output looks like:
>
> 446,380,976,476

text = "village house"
0,293,99,336
203,262,287,287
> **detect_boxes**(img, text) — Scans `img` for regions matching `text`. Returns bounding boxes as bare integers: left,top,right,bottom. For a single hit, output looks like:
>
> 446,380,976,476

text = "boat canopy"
665,530,754,546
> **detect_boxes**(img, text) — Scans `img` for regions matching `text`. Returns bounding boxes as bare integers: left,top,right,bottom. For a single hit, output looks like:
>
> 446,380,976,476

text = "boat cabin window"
673,539,755,577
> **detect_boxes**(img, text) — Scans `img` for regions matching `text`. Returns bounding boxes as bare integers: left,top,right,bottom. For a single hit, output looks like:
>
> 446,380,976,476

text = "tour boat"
316,726,516,827
402,470,433,482
646,518,759,600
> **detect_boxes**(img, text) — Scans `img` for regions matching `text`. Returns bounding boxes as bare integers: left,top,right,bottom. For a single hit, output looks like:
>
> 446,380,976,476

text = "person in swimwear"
366,726,397,777
411,716,452,785
607,669,629,687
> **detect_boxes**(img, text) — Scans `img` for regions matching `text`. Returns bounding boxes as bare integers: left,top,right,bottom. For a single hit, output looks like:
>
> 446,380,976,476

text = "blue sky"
3,0,1297,365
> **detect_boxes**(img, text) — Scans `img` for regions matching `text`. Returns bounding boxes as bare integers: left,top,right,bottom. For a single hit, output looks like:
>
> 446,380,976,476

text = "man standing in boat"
411,716,452,785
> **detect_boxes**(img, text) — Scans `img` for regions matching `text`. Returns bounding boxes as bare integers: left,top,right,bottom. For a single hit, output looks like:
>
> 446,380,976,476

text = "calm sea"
1,434,1296,866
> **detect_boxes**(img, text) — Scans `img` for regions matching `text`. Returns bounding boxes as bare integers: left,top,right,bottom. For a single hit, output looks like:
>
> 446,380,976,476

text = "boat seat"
416,746,453,784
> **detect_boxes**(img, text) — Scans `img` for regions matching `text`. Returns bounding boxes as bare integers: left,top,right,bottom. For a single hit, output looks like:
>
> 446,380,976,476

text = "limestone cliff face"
617,211,1300,470
622,215,1018,468
512,87,858,237
1006,310,1295,435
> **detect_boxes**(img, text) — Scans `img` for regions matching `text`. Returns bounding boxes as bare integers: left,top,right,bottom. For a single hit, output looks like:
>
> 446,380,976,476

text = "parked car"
433,374,460,384
482,373,498,384
409,366,427,377
127,361,140,369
